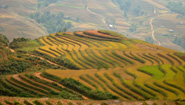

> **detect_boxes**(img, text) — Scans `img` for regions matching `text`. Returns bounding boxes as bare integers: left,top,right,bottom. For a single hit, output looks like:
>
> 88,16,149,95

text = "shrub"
68,102,74,105
77,102,83,105
57,101,63,105
24,100,33,105
101,102,108,105
163,102,168,105
13,100,23,105
46,100,53,105
4,100,12,105
0,102,4,105
33,100,44,105
153,102,158,105
142,102,148,105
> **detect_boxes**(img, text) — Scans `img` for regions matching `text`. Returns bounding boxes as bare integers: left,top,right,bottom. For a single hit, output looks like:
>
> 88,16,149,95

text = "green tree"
129,24,137,32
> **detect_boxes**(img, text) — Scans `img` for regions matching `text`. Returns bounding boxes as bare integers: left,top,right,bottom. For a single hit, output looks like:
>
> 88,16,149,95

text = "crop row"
1,99,78,105
41,72,118,100
1,73,83,100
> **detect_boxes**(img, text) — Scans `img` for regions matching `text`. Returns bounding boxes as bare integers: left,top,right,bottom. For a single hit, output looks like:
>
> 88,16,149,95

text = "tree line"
30,11,72,34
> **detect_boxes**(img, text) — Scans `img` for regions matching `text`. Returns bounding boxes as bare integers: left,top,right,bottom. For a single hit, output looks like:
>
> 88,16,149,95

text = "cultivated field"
1,30,184,103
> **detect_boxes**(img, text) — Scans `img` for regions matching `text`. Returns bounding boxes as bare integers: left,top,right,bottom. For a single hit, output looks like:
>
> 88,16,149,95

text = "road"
150,8,161,46
86,6,107,26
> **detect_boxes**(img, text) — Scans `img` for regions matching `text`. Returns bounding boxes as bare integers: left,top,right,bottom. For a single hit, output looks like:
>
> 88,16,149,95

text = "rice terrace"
0,30,185,105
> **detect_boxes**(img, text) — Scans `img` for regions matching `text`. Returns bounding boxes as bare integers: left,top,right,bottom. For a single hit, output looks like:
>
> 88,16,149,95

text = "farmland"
0,30,185,104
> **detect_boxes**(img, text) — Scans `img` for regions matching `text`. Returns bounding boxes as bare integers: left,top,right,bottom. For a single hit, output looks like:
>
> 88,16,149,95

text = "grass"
138,65,164,80
13,39,41,53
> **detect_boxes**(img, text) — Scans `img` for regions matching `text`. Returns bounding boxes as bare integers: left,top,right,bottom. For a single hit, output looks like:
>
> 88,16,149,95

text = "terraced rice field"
37,30,128,69
0,97,177,105
1,30,185,101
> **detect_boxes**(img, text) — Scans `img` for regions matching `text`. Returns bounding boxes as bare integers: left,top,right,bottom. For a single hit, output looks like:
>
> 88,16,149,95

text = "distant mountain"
0,0,185,52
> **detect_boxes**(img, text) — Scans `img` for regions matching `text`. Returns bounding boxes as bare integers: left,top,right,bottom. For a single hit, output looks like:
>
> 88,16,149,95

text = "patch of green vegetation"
42,72,118,100
37,0,58,8
9,38,41,53
0,33,9,46
138,65,164,80
34,50,79,69
4,100,13,104
145,36,154,44
179,101,185,105
122,40,133,46
33,100,44,105
132,39,147,44
68,102,74,105
30,11,72,34
174,52,185,61
98,30,126,38
56,4,84,9
142,102,148,105
24,100,33,105
129,24,137,32
0,59,32,74
57,101,63,105
166,2,185,15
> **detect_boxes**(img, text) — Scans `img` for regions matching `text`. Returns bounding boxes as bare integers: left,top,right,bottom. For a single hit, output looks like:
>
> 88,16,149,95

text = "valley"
0,0,185,51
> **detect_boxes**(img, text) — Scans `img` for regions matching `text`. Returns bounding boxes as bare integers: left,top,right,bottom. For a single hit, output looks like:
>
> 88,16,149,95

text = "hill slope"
0,30,185,104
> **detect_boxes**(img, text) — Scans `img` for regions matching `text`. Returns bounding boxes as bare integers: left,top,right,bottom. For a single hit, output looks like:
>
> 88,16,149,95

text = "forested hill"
0,30,185,104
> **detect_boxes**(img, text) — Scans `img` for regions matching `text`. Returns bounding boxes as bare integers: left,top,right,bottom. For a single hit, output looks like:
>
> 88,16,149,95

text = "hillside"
0,0,185,52
0,30,185,104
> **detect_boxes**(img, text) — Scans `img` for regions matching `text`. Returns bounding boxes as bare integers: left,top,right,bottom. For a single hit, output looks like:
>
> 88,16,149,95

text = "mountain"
0,0,185,52
0,30,185,104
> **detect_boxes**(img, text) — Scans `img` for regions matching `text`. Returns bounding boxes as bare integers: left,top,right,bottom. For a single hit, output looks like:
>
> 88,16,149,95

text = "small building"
169,29,174,33
108,24,114,28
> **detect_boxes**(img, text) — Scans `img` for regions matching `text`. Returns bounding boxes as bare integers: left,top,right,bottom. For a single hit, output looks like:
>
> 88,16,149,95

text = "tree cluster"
167,2,185,15
37,0,59,8
30,11,72,34
0,33,9,46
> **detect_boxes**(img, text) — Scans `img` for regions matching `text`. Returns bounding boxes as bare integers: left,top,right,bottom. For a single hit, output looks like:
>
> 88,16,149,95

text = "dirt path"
150,8,161,46
26,54,64,68
86,6,107,26
5,46,15,53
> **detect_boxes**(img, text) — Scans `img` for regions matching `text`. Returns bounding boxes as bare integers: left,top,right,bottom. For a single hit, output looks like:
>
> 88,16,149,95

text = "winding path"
150,8,161,46
86,6,107,26
26,54,65,68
